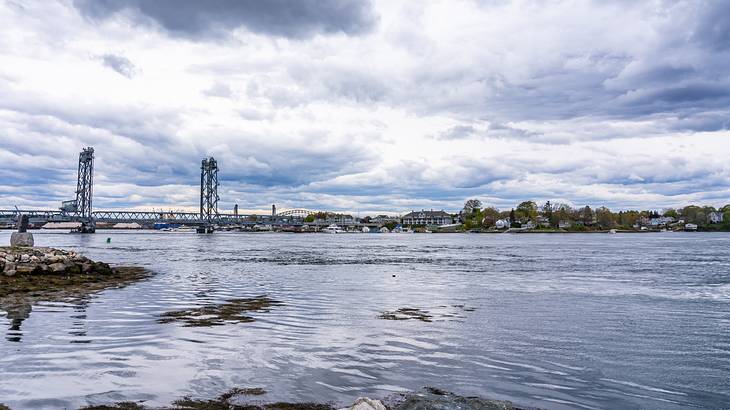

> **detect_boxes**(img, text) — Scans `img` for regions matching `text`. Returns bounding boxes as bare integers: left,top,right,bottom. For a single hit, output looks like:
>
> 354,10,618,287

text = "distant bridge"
0,148,376,232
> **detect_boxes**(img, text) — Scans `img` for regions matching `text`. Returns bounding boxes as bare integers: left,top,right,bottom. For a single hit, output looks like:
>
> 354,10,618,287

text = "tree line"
459,199,730,231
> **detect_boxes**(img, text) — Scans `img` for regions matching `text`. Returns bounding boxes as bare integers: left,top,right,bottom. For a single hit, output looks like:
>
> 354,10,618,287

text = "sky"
1,0,729,215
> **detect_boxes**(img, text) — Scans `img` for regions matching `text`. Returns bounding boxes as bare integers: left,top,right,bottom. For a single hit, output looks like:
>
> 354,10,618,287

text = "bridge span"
0,147,343,233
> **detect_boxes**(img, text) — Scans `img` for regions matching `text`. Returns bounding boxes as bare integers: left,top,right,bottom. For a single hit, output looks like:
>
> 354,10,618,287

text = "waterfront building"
371,214,399,225
708,212,724,224
401,210,453,226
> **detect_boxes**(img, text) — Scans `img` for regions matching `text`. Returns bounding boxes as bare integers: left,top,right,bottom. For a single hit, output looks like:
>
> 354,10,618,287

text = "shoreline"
2,387,528,410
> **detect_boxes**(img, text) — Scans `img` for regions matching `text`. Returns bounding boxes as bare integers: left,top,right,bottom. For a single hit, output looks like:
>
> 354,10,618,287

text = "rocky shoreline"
0,387,524,410
0,247,150,299
1,247,112,278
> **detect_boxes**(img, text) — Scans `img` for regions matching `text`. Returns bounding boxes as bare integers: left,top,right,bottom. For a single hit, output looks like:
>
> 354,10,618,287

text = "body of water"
0,231,728,409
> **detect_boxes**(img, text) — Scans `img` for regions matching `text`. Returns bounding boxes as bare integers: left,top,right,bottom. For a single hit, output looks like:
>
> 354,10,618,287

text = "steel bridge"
0,148,336,232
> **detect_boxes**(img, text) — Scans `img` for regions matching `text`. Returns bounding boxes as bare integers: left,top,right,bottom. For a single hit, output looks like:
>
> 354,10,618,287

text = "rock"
48,263,67,273
16,265,36,274
10,232,34,247
387,388,517,410
4,269,16,277
3,262,16,273
340,398,388,410
20,254,30,263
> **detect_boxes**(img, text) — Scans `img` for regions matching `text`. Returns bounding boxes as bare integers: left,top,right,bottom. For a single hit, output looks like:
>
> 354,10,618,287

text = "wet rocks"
340,397,387,410
379,307,434,322
0,247,112,278
385,387,521,410
0,247,146,299
77,388,526,410
158,296,283,327
378,305,477,322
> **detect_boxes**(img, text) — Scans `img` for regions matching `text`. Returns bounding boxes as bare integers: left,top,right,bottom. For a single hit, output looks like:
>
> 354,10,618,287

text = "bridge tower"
198,156,219,233
75,147,95,233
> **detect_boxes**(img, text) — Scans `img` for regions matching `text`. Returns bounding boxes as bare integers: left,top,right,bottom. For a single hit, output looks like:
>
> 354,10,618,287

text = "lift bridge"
0,148,321,233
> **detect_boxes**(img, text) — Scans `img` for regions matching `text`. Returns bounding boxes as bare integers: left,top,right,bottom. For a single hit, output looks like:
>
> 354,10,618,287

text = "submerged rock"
386,387,521,410
158,296,283,327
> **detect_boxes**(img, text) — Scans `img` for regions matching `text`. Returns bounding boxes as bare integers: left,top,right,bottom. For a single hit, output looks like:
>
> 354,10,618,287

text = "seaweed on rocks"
378,307,434,322
80,402,147,410
74,387,527,410
0,266,151,299
379,304,477,322
385,387,524,410
158,296,283,327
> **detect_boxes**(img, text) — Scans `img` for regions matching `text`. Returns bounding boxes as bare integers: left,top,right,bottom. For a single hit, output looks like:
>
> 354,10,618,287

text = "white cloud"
0,0,729,214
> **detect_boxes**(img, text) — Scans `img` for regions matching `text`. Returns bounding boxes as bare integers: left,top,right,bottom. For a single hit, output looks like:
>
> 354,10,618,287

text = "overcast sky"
1,0,729,214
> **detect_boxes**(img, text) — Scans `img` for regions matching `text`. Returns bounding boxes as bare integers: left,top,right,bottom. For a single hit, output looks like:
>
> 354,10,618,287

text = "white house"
401,210,453,226
708,212,724,224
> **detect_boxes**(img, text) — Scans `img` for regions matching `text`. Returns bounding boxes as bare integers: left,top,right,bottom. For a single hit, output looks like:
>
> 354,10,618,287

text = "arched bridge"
277,209,316,217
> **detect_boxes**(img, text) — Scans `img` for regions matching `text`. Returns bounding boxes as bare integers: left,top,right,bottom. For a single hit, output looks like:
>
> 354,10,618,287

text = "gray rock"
10,232,34,247
20,254,30,263
3,262,16,273
16,264,36,274
48,262,67,273
387,388,518,410
4,269,16,277
340,398,388,410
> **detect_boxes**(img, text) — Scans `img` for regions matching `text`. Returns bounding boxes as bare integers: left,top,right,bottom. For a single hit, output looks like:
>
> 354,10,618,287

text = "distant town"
8,199,728,233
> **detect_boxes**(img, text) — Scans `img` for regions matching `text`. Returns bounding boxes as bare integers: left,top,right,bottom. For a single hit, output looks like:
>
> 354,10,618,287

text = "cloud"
1,0,730,214
73,0,378,39
98,53,137,78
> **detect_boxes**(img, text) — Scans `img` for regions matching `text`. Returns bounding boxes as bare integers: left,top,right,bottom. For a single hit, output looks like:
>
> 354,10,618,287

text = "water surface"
0,231,728,409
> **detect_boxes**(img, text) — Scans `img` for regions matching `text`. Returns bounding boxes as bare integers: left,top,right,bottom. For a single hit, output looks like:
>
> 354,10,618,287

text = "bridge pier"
77,221,96,234
196,225,215,234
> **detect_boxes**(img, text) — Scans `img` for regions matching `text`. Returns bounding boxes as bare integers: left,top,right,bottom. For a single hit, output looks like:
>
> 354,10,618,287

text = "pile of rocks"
0,247,112,277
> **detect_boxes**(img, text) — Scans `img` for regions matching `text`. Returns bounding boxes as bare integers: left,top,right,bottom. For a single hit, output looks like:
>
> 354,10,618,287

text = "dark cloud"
692,1,730,51
73,0,378,39
99,53,136,78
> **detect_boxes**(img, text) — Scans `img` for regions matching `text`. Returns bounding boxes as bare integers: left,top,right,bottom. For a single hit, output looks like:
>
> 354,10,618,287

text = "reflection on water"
2,300,31,343
0,231,729,410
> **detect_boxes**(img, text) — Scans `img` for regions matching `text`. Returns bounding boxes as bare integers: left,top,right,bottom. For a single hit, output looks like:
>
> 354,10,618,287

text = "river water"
0,231,728,409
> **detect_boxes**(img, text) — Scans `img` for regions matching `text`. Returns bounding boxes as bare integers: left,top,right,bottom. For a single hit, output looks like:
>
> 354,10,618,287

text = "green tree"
581,206,595,225
595,206,614,228
481,206,500,227
462,199,482,216
516,201,537,222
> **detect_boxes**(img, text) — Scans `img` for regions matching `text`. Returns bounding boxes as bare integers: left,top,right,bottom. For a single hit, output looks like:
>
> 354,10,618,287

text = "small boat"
609,229,617,234
323,224,343,234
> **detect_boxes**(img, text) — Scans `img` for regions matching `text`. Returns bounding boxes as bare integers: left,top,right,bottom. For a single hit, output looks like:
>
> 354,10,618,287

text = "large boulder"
48,262,67,273
340,398,388,410
10,232,34,247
